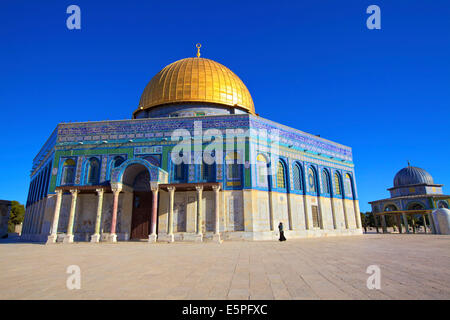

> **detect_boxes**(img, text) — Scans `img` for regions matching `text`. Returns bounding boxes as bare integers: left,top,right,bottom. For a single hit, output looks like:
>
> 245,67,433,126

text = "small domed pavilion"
369,163,450,234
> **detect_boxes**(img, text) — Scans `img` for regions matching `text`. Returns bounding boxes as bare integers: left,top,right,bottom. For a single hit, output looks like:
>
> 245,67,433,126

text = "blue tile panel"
29,114,358,200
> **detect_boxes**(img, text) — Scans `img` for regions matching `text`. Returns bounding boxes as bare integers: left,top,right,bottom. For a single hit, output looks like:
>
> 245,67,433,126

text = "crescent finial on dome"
196,43,201,58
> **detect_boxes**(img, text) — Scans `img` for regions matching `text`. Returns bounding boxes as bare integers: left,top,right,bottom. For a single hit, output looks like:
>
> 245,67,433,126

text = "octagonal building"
21,49,362,243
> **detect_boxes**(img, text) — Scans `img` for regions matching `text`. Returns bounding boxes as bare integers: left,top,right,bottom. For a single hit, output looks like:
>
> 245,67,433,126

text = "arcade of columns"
374,210,437,234
46,184,222,244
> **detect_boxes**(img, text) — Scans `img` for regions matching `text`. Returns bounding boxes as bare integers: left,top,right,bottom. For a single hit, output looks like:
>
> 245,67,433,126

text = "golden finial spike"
196,43,201,58
407,160,411,167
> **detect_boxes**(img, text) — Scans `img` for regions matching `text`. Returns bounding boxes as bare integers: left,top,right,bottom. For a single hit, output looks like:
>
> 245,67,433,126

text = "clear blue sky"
1,0,449,212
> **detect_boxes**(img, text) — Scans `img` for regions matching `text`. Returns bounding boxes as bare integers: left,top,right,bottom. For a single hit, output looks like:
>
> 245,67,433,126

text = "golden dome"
134,57,255,116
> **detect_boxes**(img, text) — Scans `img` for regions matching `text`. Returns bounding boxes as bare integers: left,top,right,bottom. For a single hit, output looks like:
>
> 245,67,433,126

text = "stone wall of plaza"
21,114,362,242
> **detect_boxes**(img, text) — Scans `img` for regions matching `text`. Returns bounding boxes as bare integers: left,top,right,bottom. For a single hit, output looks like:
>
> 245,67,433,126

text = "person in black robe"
278,222,287,241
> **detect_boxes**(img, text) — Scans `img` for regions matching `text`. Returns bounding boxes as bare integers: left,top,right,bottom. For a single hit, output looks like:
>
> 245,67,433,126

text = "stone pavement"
0,234,449,300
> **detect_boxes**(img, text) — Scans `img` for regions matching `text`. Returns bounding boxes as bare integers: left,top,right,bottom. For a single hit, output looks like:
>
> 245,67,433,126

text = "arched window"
86,157,100,185
201,161,216,182
408,203,425,210
438,201,449,209
308,167,318,194
334,172,342,196
322,169,331,194
345,173,354,199
293,163,303,191
143,155,160,167
225,152,241,181
256,154,269,188
62,159,76,185
384,204,398,212
112,156,125,168
173,163,187,182
277,160,286,189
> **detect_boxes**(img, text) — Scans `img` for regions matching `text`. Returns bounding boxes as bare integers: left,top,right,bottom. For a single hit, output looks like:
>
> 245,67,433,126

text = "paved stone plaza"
0,234,449,300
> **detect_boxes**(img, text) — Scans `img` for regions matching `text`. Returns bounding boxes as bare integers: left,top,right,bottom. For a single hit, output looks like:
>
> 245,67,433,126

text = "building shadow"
0,234,45,245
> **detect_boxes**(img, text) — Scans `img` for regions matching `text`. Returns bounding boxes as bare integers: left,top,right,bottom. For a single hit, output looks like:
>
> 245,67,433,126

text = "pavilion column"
381,214,387,233
397,215,403,233
402,213,410,234
148,186,159,243
165,186,175,243
90,188,104,243
63,189,79,243
373,213,379,233
46,189,63,244
195,185,204,240
423,214,428,234
212,185,222,242
428,213,437,234
108,187,122,242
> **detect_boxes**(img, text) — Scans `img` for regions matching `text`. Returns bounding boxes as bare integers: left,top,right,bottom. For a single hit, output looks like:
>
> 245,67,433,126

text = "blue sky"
0,0,449,212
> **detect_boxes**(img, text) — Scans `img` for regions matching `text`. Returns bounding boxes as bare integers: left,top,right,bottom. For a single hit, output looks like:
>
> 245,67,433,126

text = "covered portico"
373,209,437,234
45,159,223,244
158,182,222,243
46,159,169,244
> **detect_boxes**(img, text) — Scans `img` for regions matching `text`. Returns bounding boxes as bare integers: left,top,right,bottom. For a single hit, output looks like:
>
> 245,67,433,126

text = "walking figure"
278,222,286,241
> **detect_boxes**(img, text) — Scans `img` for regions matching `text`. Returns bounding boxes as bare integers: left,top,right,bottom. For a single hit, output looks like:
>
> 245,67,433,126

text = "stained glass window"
174,163,187,182
334,173,342,196
226,152,241,181
277,161,286,189
322,169,330,194
293,163,303,191
201,162,215,182
113,156,125,168
345,174,354,199
256,154,268,188
308,167,317,193
87,157,100,185
62,159,76,185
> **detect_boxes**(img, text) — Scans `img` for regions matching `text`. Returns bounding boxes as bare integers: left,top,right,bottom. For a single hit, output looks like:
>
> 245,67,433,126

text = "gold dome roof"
135,57,255,116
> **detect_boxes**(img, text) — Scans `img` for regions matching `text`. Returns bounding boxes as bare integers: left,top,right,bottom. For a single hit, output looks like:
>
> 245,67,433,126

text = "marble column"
212,185,222,242
90,188,104,243
166,186,175,242
397,215,403,233
148,186,159,243
381,214,387,233
63,189,79,243
423,214,428,234
46,189,63,244
195,185,204,240
428,213,437,234
108,187,121,242
402,213,410,234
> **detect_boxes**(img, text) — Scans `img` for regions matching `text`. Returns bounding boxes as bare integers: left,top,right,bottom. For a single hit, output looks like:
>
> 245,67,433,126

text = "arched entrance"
122,163,155,240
